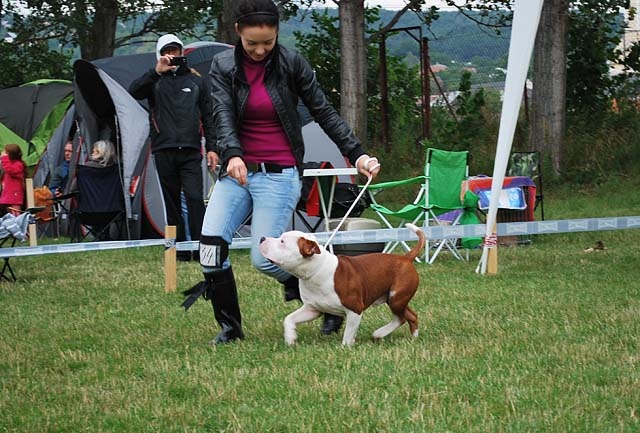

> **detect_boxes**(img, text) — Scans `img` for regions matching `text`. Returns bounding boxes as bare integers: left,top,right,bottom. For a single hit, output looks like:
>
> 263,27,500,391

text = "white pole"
477,0,545,274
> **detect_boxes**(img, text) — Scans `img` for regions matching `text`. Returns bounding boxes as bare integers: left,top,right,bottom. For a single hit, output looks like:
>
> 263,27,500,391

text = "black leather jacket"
209,43,366,173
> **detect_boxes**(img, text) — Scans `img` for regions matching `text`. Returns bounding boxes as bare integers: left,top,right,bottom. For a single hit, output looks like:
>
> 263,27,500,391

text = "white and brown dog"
259,223,425,346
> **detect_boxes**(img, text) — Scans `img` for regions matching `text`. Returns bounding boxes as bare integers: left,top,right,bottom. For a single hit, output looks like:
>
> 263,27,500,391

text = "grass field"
0,177,639,432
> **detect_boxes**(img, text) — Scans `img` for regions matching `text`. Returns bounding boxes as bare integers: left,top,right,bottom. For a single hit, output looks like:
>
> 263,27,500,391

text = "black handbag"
330,182,371,218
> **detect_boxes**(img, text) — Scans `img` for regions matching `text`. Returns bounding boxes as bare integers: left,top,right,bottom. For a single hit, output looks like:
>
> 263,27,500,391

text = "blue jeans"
201,168,301,282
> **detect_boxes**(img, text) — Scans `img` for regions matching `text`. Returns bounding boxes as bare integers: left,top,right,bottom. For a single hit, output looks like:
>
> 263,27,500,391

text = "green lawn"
0,177,638,432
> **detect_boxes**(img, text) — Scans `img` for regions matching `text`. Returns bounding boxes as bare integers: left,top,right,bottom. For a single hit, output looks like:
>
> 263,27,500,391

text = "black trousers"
154,148,205,243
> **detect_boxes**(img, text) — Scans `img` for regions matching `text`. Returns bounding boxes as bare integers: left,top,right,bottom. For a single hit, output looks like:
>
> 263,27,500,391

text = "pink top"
0,154,25,206
239,55,295,166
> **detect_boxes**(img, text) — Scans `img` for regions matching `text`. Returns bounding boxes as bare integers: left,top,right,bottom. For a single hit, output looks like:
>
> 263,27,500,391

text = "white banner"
477,0,545,274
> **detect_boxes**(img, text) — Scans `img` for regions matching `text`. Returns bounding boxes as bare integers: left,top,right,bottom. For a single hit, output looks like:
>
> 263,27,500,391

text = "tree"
567,1,630,114
438,0,633,177
296,0,426,145
530,0,568,177
339,0,368,141
294,11,342,108
3,0,223,61
294,8,421,145
217,0,237,45
532,0,631,176
0,41,74,87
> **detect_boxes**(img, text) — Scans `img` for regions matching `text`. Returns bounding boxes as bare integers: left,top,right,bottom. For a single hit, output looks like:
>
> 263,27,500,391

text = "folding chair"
368,147,481,263
295,161,334,232
72,164,126,242
507,151,544,220
296,162,368,241
0,212,31,281
32,186,77,239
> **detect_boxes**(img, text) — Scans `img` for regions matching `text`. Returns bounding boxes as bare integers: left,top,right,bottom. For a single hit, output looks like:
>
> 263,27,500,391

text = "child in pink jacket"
0,144,27,216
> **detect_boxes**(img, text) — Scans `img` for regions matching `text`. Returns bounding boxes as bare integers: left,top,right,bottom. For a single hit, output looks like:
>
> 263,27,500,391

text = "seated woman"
65,140,117,194
74,140,122,241
85,140,116,168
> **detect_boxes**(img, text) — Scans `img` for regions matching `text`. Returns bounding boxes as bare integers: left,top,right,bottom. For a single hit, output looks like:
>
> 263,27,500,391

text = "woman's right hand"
227,156,248,186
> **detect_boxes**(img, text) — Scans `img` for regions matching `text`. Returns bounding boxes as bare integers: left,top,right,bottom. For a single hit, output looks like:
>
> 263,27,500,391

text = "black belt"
245,162,294,173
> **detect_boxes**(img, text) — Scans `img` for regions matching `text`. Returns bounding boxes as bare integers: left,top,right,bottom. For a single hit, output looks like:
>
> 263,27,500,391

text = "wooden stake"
25,178,37,247
164,225,177,293
487,223,498,275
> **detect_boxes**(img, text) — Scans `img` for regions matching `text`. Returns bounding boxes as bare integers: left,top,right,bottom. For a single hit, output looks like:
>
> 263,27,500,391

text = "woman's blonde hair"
90,140,116,167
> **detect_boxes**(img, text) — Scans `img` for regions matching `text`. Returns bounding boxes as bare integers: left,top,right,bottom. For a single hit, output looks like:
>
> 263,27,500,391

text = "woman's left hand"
227,156,248,186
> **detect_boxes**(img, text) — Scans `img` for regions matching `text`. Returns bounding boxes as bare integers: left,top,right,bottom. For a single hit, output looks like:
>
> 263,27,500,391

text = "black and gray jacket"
209,43,366,173
129,66,217,154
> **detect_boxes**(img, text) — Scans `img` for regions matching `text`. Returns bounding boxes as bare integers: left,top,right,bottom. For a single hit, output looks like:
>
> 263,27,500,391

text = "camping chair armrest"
366,175,427,191
51,191,79,202
25,206,47,214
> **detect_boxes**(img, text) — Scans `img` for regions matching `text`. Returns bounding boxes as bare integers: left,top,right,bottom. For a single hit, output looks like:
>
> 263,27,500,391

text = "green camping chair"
367,147,481,263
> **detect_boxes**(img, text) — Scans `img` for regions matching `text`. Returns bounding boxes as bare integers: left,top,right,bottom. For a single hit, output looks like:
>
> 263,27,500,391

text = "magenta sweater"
239,55,296,166
0,154,25,206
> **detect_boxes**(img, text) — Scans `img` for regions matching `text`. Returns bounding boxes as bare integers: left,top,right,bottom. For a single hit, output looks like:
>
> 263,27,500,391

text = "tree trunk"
81,0,118,60
530,0,568,176
218,0,237,45
339,0,367,145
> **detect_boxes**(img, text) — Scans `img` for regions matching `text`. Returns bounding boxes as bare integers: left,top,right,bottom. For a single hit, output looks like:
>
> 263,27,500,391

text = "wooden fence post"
25,178,37,247
164,225,177,292
487,223,498,275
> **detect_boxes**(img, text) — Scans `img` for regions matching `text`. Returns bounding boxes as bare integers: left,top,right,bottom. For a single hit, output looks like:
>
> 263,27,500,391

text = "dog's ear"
298,237,321,258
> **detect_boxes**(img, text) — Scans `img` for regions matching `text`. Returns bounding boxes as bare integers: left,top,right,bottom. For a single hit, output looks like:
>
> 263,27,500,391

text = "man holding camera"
130,34,218,261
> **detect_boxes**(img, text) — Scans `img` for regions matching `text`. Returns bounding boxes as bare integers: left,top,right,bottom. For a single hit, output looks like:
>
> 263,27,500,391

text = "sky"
365,0,455,9
312,1,458,10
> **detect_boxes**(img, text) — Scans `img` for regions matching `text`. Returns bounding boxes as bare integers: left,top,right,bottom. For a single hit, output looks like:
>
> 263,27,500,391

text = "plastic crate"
327,217,385,256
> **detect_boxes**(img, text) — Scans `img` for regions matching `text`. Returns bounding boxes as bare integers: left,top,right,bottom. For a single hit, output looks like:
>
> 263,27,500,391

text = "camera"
169,56,187,67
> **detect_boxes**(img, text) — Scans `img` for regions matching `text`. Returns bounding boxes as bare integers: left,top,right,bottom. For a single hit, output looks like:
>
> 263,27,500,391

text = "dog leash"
324,158,380,248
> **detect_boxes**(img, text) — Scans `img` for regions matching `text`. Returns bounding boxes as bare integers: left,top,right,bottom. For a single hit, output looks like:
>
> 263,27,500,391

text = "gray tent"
69,42,234,238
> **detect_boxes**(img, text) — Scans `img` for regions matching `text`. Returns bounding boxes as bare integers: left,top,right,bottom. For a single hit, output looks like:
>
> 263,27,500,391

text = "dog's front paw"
341,337,356,347
284,332,297,346
284,324,297,346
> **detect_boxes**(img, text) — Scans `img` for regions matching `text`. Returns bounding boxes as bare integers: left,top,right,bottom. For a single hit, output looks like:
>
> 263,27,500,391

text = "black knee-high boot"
207,267,244,344
281,276,343,335
182,267,244,344
321,314,343,335
282,276,301,302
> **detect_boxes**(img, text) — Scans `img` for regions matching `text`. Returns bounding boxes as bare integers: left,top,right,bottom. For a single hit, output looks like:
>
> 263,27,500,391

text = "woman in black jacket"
183,0,380,345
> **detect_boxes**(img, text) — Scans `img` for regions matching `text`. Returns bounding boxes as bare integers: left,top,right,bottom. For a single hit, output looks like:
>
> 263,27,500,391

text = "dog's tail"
404,223,426,261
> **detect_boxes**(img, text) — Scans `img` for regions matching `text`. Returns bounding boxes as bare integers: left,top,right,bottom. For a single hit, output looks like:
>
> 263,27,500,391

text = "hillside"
279,8,511,64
